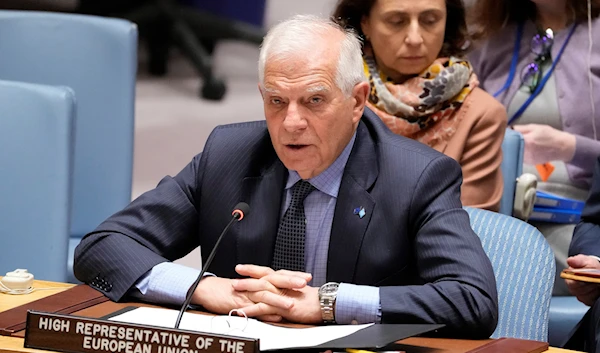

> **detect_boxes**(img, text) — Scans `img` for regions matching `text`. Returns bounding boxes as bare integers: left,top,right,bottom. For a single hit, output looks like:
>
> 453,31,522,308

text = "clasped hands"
192,264,322,324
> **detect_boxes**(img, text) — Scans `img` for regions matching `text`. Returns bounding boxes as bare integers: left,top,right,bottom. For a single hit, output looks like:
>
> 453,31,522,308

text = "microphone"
174,202,250,329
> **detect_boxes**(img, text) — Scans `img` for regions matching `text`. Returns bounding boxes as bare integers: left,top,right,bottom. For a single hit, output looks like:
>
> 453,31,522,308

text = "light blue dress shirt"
134,132,380,324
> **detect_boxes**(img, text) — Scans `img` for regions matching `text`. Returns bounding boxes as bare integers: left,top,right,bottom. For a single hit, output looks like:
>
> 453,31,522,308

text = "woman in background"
469,0,600,294
333,0,507,211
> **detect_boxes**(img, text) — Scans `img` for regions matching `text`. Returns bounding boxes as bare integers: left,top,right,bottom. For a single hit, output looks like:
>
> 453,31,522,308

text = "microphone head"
232,202,250,221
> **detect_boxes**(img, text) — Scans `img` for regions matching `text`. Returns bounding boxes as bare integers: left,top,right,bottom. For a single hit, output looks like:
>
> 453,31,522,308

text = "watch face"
320,282,339,295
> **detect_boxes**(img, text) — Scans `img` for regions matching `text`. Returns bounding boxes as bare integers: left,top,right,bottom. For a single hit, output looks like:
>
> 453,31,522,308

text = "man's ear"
352,81,370,123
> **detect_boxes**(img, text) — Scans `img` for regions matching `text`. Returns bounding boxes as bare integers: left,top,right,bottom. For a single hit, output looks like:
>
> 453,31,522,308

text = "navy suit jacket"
74,108,498,338
570,156,600,256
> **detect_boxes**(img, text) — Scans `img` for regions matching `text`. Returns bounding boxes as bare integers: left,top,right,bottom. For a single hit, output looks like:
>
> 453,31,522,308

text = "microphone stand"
174,203,248,329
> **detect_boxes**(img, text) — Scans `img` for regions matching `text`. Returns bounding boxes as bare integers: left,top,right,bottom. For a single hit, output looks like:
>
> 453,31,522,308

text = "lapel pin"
353,206,366,219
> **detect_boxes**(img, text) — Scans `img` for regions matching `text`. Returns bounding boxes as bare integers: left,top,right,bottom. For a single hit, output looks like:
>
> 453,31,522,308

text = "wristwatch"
318,282,339,324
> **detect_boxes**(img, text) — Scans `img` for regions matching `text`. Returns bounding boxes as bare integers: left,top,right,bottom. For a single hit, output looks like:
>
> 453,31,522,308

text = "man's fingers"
256,314,283,322
567,255,600,269
232,278,279,293
567,255,589,268
565,279,583,293
238,302,279,318
247,290,294,310
236,264,274,278
235,264,312,281
579,291,600,307
235,265,310,289
275,269,313,282
576,284,600,298
262,273,307,289
568,282,595,296
567,279,588,290
567,281,600,305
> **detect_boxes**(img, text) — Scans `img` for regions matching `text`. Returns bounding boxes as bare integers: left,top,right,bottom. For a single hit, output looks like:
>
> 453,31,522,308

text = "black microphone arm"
174,202,250,329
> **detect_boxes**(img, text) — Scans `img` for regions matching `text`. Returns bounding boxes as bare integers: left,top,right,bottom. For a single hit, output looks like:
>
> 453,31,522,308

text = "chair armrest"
513,173,537,221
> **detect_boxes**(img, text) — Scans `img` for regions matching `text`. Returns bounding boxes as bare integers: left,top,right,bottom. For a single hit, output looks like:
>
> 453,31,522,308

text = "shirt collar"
285,131,357,198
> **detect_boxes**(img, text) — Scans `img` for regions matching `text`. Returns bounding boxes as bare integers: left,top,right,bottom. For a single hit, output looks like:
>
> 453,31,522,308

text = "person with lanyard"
332,0,507,212
468,0,600,295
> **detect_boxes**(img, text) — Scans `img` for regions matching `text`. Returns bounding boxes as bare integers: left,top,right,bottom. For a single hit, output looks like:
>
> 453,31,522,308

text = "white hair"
258,15,367,97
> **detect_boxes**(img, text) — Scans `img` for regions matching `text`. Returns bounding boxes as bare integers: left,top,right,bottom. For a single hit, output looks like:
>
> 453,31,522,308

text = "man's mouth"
287,144,308,150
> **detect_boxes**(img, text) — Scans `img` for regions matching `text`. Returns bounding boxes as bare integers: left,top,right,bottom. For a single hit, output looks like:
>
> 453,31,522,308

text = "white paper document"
109,307,372,351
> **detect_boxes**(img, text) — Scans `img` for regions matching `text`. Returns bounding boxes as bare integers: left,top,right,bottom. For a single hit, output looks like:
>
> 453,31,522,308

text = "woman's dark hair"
332,0,471,57
470,0,600,40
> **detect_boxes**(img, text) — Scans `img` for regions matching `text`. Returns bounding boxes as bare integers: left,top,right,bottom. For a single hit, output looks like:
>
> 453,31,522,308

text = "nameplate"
24,311,259,353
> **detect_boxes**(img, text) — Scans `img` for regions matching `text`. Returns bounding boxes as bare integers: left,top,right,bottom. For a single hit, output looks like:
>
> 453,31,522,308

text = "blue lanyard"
494,22,578,125
492,23,524,99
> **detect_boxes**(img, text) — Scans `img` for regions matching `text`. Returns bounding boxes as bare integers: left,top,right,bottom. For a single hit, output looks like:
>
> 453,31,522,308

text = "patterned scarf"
363,45,479,147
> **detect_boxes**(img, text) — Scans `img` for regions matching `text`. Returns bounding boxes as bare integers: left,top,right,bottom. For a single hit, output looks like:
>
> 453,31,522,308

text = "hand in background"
232,264,321,324
513,124,576,164
565,254,600,306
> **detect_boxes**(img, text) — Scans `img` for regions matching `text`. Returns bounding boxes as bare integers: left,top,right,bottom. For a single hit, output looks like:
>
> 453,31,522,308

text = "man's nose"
282,103,307,131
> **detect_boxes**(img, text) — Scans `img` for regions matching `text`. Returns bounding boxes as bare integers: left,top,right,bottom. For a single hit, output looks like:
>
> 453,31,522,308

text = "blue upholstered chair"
0,11,138,282
0,80,75,282
499,129,589,346
465,207,554,341
548,297,589,347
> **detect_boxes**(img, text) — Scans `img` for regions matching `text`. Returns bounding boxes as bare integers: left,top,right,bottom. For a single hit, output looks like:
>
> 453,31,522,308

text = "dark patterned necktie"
272,180,316,272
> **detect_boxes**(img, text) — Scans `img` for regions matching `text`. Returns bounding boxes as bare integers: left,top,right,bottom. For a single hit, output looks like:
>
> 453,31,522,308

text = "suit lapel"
327,122,378,283
237,160,287,267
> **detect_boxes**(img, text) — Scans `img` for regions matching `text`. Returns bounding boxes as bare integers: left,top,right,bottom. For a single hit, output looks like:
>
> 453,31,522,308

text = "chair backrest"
0,80,75,282
465,207,554,342
0,11,137,240
499,128,525,215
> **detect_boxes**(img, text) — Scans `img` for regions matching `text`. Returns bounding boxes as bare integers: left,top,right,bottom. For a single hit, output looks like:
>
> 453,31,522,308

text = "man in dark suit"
565,156,600,352
74,15,497,337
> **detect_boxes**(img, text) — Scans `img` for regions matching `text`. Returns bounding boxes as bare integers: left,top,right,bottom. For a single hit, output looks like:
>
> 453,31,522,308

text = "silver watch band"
319,282,339,324
321,297,335,323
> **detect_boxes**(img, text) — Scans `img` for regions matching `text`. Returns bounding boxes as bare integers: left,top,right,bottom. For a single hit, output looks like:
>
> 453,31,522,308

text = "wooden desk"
0,279,75,353
0,280,581,353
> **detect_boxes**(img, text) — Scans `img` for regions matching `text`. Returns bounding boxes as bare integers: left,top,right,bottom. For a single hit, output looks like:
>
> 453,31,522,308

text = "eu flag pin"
353,206,366,219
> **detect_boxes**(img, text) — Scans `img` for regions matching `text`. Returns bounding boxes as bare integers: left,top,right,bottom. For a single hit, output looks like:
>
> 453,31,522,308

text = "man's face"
260,41,367,179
